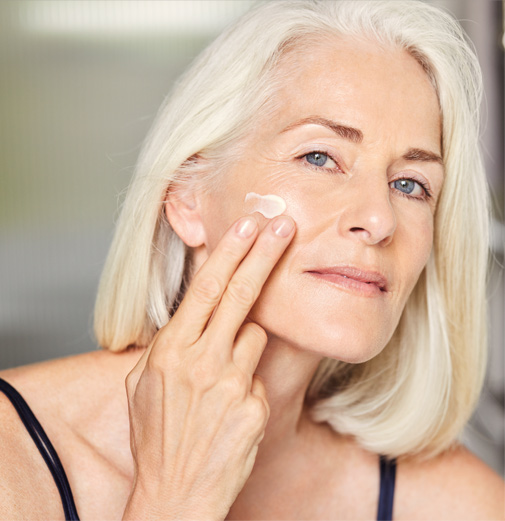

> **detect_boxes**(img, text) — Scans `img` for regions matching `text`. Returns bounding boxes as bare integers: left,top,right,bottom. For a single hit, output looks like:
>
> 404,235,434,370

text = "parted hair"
94,0,490,460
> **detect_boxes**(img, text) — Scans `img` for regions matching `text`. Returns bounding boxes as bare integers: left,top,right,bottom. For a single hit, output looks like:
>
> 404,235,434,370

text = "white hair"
94,0,490,460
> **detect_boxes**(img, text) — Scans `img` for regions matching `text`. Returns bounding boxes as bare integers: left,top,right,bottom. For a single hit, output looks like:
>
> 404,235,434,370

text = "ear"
164,185,207,248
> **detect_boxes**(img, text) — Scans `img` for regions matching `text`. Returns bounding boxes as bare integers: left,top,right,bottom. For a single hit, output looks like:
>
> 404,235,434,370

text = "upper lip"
307,265,389,292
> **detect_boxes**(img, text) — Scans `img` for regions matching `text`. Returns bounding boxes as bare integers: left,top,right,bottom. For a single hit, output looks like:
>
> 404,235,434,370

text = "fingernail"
236,217,257,238
272,216,294,237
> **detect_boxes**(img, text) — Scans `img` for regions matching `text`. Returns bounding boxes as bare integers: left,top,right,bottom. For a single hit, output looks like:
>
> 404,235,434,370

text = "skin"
0,37,503,521
169,36,444,472
199,37,443,366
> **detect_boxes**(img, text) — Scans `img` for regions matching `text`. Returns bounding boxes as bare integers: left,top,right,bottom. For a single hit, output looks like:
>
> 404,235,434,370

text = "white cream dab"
244,192,287,218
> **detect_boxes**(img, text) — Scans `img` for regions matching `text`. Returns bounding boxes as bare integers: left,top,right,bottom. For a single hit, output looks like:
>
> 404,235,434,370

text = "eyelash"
298,150,433,201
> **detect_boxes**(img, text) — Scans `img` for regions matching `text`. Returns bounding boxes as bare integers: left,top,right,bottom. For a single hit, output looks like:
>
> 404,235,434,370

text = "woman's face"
199,37,444,363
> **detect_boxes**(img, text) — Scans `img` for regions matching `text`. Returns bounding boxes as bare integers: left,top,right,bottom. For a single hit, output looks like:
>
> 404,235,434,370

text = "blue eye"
300,151,342,173
393,179,417,194
306,152,330,167
391,178,430,199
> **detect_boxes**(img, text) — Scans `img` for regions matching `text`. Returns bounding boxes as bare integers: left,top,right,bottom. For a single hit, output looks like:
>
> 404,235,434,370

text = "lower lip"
306,272,385,297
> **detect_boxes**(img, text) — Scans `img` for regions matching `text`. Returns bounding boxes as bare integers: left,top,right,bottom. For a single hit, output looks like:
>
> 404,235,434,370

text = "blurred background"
0,1,503,476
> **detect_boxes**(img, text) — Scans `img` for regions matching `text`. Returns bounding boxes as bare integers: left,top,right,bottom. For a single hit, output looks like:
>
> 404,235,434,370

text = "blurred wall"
0,0,503,476
0,0,255,367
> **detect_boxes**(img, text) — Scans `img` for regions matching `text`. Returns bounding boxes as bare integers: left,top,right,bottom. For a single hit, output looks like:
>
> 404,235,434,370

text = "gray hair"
94,0,489,459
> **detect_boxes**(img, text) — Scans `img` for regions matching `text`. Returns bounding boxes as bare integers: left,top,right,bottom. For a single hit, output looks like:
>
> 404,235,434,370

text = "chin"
299,327,389,363
252,302,394,364
320,317,393,363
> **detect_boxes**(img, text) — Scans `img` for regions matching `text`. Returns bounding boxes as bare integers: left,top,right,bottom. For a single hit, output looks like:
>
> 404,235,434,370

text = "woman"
0,0,503,519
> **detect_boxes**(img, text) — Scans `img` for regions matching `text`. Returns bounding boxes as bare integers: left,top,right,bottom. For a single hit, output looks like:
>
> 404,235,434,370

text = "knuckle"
146,348,177,375
222,371,249,396
153,324,175,345
191,273,222,305
248,396,270,424
227,277,258,308
186,356,220,389
263,399,271,421
245,322,268,345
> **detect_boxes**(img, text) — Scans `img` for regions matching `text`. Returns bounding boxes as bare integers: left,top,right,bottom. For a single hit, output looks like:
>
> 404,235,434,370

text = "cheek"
201,210,235,252
236,167,435,362
212,161,340,241
248,163,346,232
396,209,434,281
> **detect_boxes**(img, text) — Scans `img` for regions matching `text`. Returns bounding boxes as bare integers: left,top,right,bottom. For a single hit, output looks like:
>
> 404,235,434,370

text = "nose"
338,177,397,247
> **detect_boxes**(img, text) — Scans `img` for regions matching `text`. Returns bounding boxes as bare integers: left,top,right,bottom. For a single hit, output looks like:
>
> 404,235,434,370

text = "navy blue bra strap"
0,378,80,521
377,454,397,521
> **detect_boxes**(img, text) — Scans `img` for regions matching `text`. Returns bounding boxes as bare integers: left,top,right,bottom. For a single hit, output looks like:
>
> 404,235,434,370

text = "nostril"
350,227,371,237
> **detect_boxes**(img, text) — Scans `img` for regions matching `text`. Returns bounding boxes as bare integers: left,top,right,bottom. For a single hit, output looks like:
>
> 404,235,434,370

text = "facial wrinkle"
263,168,295,189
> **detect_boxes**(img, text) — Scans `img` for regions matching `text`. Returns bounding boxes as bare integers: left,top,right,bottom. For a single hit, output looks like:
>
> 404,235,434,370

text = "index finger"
205,215,295,343
165,215,260,345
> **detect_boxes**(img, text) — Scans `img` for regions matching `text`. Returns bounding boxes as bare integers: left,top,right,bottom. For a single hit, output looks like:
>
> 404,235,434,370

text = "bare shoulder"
0,386,65,519
396,443,505,520
0,349,141,519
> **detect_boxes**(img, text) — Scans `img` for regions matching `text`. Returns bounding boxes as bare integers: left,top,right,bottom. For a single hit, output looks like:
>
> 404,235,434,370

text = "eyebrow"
280,116,363,144
402,147,444,166
280,116,444,165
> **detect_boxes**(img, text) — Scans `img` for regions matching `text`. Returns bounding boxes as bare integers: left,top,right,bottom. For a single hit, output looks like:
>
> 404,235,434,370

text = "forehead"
266,36,442,150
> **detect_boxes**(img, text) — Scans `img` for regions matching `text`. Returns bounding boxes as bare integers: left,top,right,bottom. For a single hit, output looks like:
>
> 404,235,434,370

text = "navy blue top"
378,454,397,520
0,377,396,520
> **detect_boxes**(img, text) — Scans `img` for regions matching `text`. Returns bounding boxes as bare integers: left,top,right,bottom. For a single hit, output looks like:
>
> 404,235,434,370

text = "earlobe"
164,188,207,248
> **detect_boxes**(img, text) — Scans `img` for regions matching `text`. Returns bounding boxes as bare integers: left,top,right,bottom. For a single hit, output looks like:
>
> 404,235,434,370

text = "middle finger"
205,215,295,344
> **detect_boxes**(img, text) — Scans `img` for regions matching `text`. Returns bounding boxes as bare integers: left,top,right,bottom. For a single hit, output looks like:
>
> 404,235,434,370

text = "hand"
122,213,296,521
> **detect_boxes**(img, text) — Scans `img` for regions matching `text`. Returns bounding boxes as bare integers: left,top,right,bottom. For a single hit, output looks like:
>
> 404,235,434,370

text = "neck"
109,334,327,489
224,334,338,521
246,332,325,466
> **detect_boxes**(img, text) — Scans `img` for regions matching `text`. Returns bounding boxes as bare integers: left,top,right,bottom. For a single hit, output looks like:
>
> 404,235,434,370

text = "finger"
166,215,259,345
124,331,161,392
232,322,268,375
250,375,270,422
206,215,295,343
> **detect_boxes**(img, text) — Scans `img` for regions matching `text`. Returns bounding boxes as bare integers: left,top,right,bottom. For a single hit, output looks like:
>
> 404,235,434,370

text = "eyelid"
392,170,432,197
390,175,432,201
294,144,347,172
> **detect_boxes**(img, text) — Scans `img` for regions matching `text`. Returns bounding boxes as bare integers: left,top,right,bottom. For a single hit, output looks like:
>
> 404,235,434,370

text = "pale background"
0,1,503,476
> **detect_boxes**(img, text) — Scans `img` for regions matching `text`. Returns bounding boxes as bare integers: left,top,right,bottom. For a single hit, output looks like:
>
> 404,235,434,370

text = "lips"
306,266,388,295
